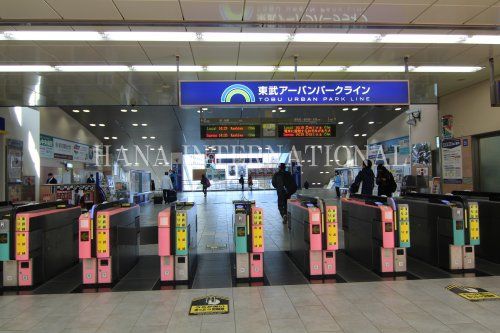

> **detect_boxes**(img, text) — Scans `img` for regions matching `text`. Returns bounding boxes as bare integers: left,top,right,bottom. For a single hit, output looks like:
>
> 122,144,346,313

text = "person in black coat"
376,162,397,197
350,160,374,195
46,173,57,184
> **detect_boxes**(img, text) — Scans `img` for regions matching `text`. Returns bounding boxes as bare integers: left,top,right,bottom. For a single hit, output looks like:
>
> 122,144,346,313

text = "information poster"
442,138,463,184
441,115,454,139
6,139,23,183
40,134,95,163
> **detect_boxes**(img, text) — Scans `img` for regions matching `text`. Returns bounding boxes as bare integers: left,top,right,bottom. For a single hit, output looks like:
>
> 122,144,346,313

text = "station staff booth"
341,195,410,275
157,202,197,283
287,194,339,278
397,193,478,272
233,200,264,280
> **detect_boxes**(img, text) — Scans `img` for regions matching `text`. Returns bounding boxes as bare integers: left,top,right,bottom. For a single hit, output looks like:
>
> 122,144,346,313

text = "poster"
237,165,247,177
40,134,95,163
368,136,410,165
442,138,463,184
441,115,454,139
412,142,431,165
6,139,23,183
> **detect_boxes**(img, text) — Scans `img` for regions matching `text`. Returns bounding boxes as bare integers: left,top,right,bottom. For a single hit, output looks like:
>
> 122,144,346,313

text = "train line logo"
221,84,256,103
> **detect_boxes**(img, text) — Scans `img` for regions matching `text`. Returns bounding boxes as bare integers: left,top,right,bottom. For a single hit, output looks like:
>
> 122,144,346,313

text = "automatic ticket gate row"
1,202,81,288
158,202,197,283
233,201,264,280
342,195,410,274
287,196,339,278
453,191,500,264
397,193,478,271
79,201,140,286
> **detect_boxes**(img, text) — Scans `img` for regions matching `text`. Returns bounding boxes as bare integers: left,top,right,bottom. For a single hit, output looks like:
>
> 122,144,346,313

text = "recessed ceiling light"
354,134,360,137
197,110,201,113
150,136,156,139
325,171,330,174
368,121,375,125
201,107,208,111
395,107,402,111
278,107,283,110
362,134,367,137
150,148,155,151
279,109,286,113
158,162,163,165
307,160,312,163
272,110,276,113
342,108,349,111
103,136,109,140
112,136,117,140
90,123,96,127
320,171,324,174
83,109,90,113
132,123,139,126
121,109,127,112
352,108,359,111
301,160,305,162
338,121,344,125
131,109,138,112
142,136,147,139
98,123,105,127
72,109,80,113
329,160,334,162
265,147,270,150
141,123,148,127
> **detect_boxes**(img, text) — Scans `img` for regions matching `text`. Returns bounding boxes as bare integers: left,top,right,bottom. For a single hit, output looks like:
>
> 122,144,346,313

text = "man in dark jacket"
272,163,297,223
376,162,397,197
350,160,375,195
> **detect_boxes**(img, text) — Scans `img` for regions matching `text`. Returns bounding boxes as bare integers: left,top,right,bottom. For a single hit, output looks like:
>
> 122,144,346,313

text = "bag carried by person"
167,189,177,203
389,172,397,193
206,178,211,187
284,173,297,195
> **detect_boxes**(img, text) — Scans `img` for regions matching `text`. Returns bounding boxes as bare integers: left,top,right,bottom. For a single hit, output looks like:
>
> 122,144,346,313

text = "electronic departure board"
201,125,261,139
278,124,336,138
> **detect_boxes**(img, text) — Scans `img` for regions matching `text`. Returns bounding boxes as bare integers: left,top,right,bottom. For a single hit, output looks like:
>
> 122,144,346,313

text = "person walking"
161,171,174,204
272,163,297,223
376,162,397,197
248,174,253,191
350,160,375,195
334,171,341,198
239,175,244,191
201,174,210,197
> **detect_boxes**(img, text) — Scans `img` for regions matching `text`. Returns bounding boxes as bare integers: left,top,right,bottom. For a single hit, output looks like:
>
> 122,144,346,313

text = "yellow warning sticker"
189,296,230,315
447,284,500,302
16,232,27,256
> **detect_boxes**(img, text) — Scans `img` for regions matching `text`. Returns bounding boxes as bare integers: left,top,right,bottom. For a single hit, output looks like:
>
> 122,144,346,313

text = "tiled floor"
2,190,500,332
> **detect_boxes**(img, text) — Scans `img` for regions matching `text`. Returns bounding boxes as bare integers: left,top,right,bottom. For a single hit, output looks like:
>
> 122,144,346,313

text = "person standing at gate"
350,159,374,195
239,175,244,191
272,163,297,223
161,171,174,204
248,174,253,191
376,162,397,197
334,171,341,198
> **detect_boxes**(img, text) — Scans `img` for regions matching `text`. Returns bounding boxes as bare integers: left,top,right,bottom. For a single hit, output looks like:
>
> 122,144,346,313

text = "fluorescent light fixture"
98,123,105,127
103,136,109,140
83,109,90,113
278,66,344,72
395,107,402,111
201,108,208,111
72,109,80,113
142,136,147,139
320,171,324,174
56,65,130,72
131,109,138,112
368,121,375,124
465,35,500,45
150,136,156,139
132,123,139,127
206,66,275,72
307,160,312,163
381,34,467,44
280,109,286,113
325,171,330,174
141,123,148,127
197,110,201,113
338,122,344,125
112,136,117,140
104,31,198,42
346,66,406,72
354,134,360,137
202,32,290,42
179,66,204,72
0,65,55,72
132,65,177,72
413,66,482,73
150,148,155,151
89,123,96,127
342,108,349,111
278,107,282,110
362,134,367,137
272,110,276,113
352,108,359,111
294,33,380,43
121,109,127,112
3,30,103,41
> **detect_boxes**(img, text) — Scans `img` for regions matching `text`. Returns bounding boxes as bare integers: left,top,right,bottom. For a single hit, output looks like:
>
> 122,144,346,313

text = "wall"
439,79,500,137
0,107,40,201
39,107,102,183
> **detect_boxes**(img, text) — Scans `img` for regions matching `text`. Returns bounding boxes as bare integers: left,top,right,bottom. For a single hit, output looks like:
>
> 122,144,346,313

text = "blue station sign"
179,80,410,107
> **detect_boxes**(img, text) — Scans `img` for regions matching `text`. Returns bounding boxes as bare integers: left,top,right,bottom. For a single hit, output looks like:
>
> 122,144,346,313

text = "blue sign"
180,80,409,106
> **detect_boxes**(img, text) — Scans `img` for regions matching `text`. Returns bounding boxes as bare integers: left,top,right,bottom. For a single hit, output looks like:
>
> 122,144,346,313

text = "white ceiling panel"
0,0,61,19
243,0,309,22
413,4,490,24
190,43,239,65
180,1,244,21
141,43,195,65
466,5,500,25
372,0,434,3
197,72,236,80
302,1,371,23
114,0,183,20
362,45,424,64
362,4,429,23
409,45,473,64
237,44,288,65
0,44,58,62
36,44,107,63
446,45,495,65
280,43,334,65
435,0,497,5
90,43,150,63
45,0,123,20
322,44,380,65
235,72,274,80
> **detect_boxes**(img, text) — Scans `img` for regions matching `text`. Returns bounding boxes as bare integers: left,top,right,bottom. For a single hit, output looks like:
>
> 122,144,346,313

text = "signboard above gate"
180,80,409,107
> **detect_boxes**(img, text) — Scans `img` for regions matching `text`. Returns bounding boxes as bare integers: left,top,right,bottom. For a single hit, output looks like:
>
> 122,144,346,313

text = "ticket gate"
232,201,264,280
398,193,478,271
10,202,82,287
453,191,498,263
341,197,398,274
79,201,140,285
158,202,197,283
